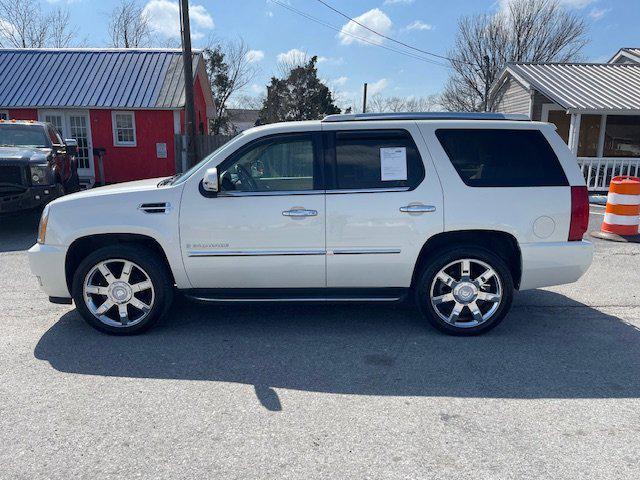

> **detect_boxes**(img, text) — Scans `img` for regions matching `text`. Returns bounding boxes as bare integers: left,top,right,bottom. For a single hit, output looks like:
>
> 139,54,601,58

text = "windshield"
0,125,48,148
168,132,247,186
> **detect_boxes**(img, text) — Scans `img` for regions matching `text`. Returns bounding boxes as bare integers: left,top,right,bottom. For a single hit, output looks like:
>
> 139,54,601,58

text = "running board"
182,288,409,303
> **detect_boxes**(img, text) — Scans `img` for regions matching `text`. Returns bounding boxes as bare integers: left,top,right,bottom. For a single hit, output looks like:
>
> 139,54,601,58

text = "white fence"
577,157,640,192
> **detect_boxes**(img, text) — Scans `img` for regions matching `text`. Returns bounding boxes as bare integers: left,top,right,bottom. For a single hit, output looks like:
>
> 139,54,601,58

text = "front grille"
0,165,25,185
0,165,26,196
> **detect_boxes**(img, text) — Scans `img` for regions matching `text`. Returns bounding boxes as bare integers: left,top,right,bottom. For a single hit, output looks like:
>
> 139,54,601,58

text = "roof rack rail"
321,112,530,122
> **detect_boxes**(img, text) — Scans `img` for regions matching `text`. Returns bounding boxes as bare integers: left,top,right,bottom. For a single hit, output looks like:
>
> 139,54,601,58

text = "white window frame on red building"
112,111,137,147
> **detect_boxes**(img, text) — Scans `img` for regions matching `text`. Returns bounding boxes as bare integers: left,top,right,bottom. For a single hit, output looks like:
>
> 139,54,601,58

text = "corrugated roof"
506,62,640,112
0,48,201,109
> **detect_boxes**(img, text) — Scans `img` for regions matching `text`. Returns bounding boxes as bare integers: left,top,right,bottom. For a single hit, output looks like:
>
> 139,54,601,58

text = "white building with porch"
490,48,640,191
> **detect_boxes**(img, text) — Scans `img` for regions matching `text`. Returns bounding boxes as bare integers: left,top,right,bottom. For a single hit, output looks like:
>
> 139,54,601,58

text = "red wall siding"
7,109,38,120
179,76,209,134
90,109,176,184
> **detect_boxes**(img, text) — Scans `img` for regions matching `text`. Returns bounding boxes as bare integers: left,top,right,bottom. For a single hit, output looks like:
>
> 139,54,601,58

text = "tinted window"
220,134,317,192
435,129,568,187
333,130,424,190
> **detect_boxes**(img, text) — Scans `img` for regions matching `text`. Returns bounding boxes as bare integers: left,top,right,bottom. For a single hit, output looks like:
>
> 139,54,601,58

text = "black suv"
0,120,80,214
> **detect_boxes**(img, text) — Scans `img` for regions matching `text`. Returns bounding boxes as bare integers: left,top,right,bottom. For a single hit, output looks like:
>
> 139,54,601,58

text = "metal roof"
0,48,202,109
504,62,640,113
322,112,529,122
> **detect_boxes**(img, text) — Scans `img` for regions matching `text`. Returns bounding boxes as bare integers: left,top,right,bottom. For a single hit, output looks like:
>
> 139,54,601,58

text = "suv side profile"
28,113,593,336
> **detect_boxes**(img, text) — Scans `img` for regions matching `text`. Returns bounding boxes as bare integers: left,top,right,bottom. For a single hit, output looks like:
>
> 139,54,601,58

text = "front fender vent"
138,202,171,214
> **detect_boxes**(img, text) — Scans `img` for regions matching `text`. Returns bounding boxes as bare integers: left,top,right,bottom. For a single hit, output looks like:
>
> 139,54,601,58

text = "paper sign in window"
380,147,407,181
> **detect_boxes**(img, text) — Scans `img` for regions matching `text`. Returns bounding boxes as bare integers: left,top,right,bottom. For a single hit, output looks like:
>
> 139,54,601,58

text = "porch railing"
577,157,640,192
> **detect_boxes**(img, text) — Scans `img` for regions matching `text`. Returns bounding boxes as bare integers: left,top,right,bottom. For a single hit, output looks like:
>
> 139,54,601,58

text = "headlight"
30,165,51,186
37,205,49,244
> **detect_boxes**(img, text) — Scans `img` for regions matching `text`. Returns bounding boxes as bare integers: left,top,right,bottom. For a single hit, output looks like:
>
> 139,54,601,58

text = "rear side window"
435,129,568,187
333,129,424,190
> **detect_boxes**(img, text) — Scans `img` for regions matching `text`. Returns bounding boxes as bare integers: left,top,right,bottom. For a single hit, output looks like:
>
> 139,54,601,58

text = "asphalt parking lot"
1,207,639,479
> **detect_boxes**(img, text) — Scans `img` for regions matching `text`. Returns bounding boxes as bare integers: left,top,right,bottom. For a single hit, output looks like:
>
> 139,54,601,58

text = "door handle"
399,204,436,213
282,208,318,217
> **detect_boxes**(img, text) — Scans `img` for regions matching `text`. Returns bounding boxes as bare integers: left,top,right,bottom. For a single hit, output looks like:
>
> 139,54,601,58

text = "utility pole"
362,83,368,113
179,0,197,169
483,55,490,112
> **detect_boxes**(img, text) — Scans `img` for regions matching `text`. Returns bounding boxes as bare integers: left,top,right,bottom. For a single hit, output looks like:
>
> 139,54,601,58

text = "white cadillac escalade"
28,112,593,336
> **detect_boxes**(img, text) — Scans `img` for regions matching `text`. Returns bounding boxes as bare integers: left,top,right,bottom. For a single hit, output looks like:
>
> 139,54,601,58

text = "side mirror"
64,139,78,156
202,167,219,193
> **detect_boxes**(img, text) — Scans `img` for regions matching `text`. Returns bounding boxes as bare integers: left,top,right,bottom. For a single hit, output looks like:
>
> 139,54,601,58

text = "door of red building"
39,110,95,185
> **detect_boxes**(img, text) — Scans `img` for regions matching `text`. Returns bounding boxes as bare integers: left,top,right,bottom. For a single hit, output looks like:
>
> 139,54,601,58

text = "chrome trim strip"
331,248,401,255
217,190,324,197
326,187,409,194
187,249,326,257
188,296,402,303
216,187,410,196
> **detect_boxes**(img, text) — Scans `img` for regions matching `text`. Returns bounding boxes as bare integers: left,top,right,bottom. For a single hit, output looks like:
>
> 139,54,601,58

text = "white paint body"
28,118,593,300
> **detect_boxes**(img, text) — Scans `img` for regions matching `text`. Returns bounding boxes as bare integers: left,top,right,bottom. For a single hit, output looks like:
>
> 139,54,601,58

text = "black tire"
414,245,514,336
72,244,174,335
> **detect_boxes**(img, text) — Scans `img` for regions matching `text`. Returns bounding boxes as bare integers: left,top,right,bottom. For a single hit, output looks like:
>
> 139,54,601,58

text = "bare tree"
107,0,151,48
441,0,588,112
204,38,258,134
365,94,440,113
0,0,77,48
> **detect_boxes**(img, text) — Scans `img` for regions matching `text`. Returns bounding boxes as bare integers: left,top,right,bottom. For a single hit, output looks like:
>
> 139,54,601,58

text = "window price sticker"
380,147,407,181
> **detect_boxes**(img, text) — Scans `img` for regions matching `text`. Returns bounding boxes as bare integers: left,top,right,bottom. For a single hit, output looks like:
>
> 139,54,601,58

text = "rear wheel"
415,246,513,336
72,245,173,335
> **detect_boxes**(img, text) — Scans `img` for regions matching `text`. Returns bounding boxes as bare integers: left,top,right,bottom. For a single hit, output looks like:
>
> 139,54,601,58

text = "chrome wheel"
429,258,502,328
83,259,155,328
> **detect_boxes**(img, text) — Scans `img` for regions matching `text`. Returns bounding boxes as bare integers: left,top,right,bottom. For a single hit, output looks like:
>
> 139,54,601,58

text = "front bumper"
28,243,71,299
519,240,594,290
0,185,61,214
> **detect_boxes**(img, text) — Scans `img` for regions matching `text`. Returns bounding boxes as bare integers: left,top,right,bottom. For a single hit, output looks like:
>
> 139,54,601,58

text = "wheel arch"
411,230,522,289
65,233,175,294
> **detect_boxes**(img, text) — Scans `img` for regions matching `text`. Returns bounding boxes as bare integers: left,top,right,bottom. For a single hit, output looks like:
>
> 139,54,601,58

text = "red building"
0,48,215,186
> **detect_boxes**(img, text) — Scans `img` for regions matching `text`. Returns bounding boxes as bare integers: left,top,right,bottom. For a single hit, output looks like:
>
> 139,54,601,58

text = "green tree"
258,56,341,124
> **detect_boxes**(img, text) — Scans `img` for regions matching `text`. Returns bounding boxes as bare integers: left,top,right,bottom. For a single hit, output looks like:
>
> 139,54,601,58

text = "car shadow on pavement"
0,211,39,252
35,289,640,411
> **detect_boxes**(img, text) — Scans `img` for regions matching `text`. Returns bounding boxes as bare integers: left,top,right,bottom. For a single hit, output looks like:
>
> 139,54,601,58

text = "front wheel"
72,245,174,335
415,246,514,336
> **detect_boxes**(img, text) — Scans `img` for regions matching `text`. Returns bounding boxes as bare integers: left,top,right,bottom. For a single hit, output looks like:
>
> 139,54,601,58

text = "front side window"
219,134,317,193
435,129,568,187
332,130,424,190
112,112,136,146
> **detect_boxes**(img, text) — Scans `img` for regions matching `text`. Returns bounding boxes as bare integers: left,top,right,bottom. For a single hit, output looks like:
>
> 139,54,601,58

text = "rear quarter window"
435,129,568,187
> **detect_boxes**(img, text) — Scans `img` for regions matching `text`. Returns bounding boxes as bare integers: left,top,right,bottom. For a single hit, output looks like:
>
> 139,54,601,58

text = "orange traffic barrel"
602,176,640,236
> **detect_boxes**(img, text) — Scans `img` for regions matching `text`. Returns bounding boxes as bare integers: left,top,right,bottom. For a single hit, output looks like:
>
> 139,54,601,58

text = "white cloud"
142,0,214,39
589,7,610,20
383,0,414,4
339,8,392,46
368,78,388,95
316,56,344,66
246,50,265,63
406,20,432,31
277,48,308,66
251,84,265,94
333,76,349,87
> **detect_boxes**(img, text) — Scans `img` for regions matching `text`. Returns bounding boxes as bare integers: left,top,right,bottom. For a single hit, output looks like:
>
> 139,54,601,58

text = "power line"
313,0,475,67
270,0,451,68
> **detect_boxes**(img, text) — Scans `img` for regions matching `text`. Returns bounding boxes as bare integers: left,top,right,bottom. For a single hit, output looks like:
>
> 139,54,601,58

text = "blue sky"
44,0,639,106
